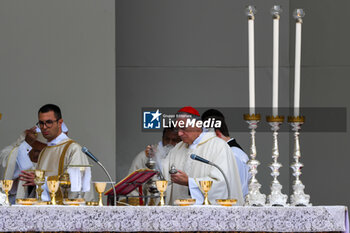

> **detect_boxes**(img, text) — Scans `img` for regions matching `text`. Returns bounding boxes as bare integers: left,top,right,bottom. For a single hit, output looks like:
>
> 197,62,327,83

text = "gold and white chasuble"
36,137,94,201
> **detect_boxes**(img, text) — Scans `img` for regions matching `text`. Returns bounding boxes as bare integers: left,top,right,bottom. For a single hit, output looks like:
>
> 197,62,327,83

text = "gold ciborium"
1,180,13,206
47,176,60,205
94,182,107,206
59,172,71,199
34,169,46,201
199,180,213,205
156,180,168,206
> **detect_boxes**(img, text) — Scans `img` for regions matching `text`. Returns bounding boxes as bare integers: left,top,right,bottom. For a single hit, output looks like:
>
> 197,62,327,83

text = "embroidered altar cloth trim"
0,205,346,232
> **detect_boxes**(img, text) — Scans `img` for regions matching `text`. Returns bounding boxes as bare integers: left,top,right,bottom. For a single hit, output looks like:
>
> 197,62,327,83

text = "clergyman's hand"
171,170,188,186
19,170,35,186
25,126,38,146
145,145,156,158
28,148,41,163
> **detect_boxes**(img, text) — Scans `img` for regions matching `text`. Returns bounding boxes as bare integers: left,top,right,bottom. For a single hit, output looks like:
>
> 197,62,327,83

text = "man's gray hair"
175,112,201,121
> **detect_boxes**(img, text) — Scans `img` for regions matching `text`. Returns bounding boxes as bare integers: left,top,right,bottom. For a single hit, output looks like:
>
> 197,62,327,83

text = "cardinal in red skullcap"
177,106,200,117
161,106,244,206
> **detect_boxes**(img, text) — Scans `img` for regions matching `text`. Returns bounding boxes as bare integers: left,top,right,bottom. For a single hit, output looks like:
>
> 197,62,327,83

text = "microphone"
82,147,99,163
190,154,231,199
190,154,213,165
82,146,117,206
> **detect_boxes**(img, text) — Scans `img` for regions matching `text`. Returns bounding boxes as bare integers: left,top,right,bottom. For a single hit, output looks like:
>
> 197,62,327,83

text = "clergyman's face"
162,130,181,146
176,117,202,145
38,111,62,142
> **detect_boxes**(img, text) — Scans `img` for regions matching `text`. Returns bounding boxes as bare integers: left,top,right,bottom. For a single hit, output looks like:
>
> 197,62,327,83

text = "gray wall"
116,0,291,197
0,0,116,183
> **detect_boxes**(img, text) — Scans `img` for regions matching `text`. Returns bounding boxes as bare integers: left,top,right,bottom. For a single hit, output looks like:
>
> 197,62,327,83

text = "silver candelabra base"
244,114,266,206
266,116,288,206
288,116,311,206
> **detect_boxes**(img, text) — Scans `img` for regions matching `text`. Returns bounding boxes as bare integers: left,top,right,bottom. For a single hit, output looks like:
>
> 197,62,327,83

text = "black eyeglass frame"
36,119,60,128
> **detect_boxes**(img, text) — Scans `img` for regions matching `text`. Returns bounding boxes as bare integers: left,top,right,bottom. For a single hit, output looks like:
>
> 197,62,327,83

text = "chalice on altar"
34,169,46,201
59,172,71,199
156,180,168,206
199,180,213,205
47,176,60,205
1,180,13,206
94,182,107,206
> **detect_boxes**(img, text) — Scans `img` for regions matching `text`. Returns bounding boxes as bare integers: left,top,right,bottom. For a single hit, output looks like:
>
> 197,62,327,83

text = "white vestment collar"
189,128,212,150
47,132,69,146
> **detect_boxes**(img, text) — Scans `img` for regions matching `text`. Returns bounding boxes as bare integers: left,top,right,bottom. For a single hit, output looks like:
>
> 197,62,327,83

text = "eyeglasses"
36,119,59,128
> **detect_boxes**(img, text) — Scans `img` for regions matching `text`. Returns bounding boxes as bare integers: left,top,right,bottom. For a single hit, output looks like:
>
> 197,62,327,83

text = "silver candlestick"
244,114,266,206
266,116,288,206
288,116,311,206
145,146,159,206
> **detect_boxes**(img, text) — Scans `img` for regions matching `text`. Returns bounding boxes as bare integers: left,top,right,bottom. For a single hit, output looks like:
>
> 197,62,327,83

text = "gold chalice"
199,180,213,205
1,180,13,206
59,172,71,199
156,180,168,206
34,169,46,201
47,176,60,205
216,199,237,206
94,182,107,206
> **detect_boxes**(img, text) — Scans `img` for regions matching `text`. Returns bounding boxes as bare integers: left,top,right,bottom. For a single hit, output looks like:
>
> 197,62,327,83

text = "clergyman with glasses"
19,104,94,201
0,115,68,204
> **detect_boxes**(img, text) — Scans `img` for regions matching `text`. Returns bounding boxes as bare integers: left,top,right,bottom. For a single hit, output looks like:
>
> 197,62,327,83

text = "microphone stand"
190,154,231,199
96,161,117,206
82,147,117,206
210,163,231,199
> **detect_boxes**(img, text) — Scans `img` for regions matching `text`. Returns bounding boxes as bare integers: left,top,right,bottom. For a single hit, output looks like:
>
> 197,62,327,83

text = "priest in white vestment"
128,127,181,174
201,109,250,197
19,104,93,201
0,123,69,202
127,128,180,203
162,106,244,206
0,133,28,203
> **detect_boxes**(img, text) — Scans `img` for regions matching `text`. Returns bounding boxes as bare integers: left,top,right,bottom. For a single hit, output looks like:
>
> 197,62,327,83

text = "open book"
104,169,157,205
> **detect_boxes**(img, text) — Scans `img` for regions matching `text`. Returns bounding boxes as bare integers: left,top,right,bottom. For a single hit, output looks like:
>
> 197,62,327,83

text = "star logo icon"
150,109,162,122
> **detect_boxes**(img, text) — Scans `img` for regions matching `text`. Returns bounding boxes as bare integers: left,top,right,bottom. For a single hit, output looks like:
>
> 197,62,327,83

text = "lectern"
104,169,157,205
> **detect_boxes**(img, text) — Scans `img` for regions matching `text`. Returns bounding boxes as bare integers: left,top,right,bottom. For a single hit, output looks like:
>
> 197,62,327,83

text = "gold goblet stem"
37,184,44,201
203,191,210,205
159,191,165,206
4,190,10,206
98,192,103,206
51,192,57,205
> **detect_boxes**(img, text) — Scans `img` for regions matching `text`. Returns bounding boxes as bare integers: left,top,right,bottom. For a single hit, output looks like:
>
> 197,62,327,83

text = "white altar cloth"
0,205,347,232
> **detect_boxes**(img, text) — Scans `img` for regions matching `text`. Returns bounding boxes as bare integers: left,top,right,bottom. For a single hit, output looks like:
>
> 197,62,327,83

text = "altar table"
0,205,347,232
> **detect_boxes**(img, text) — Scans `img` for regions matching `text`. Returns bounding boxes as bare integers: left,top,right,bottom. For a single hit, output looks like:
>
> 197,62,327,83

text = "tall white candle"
248,18,255,115
246,6,257,115
272,17,279,117
293,10,304,116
